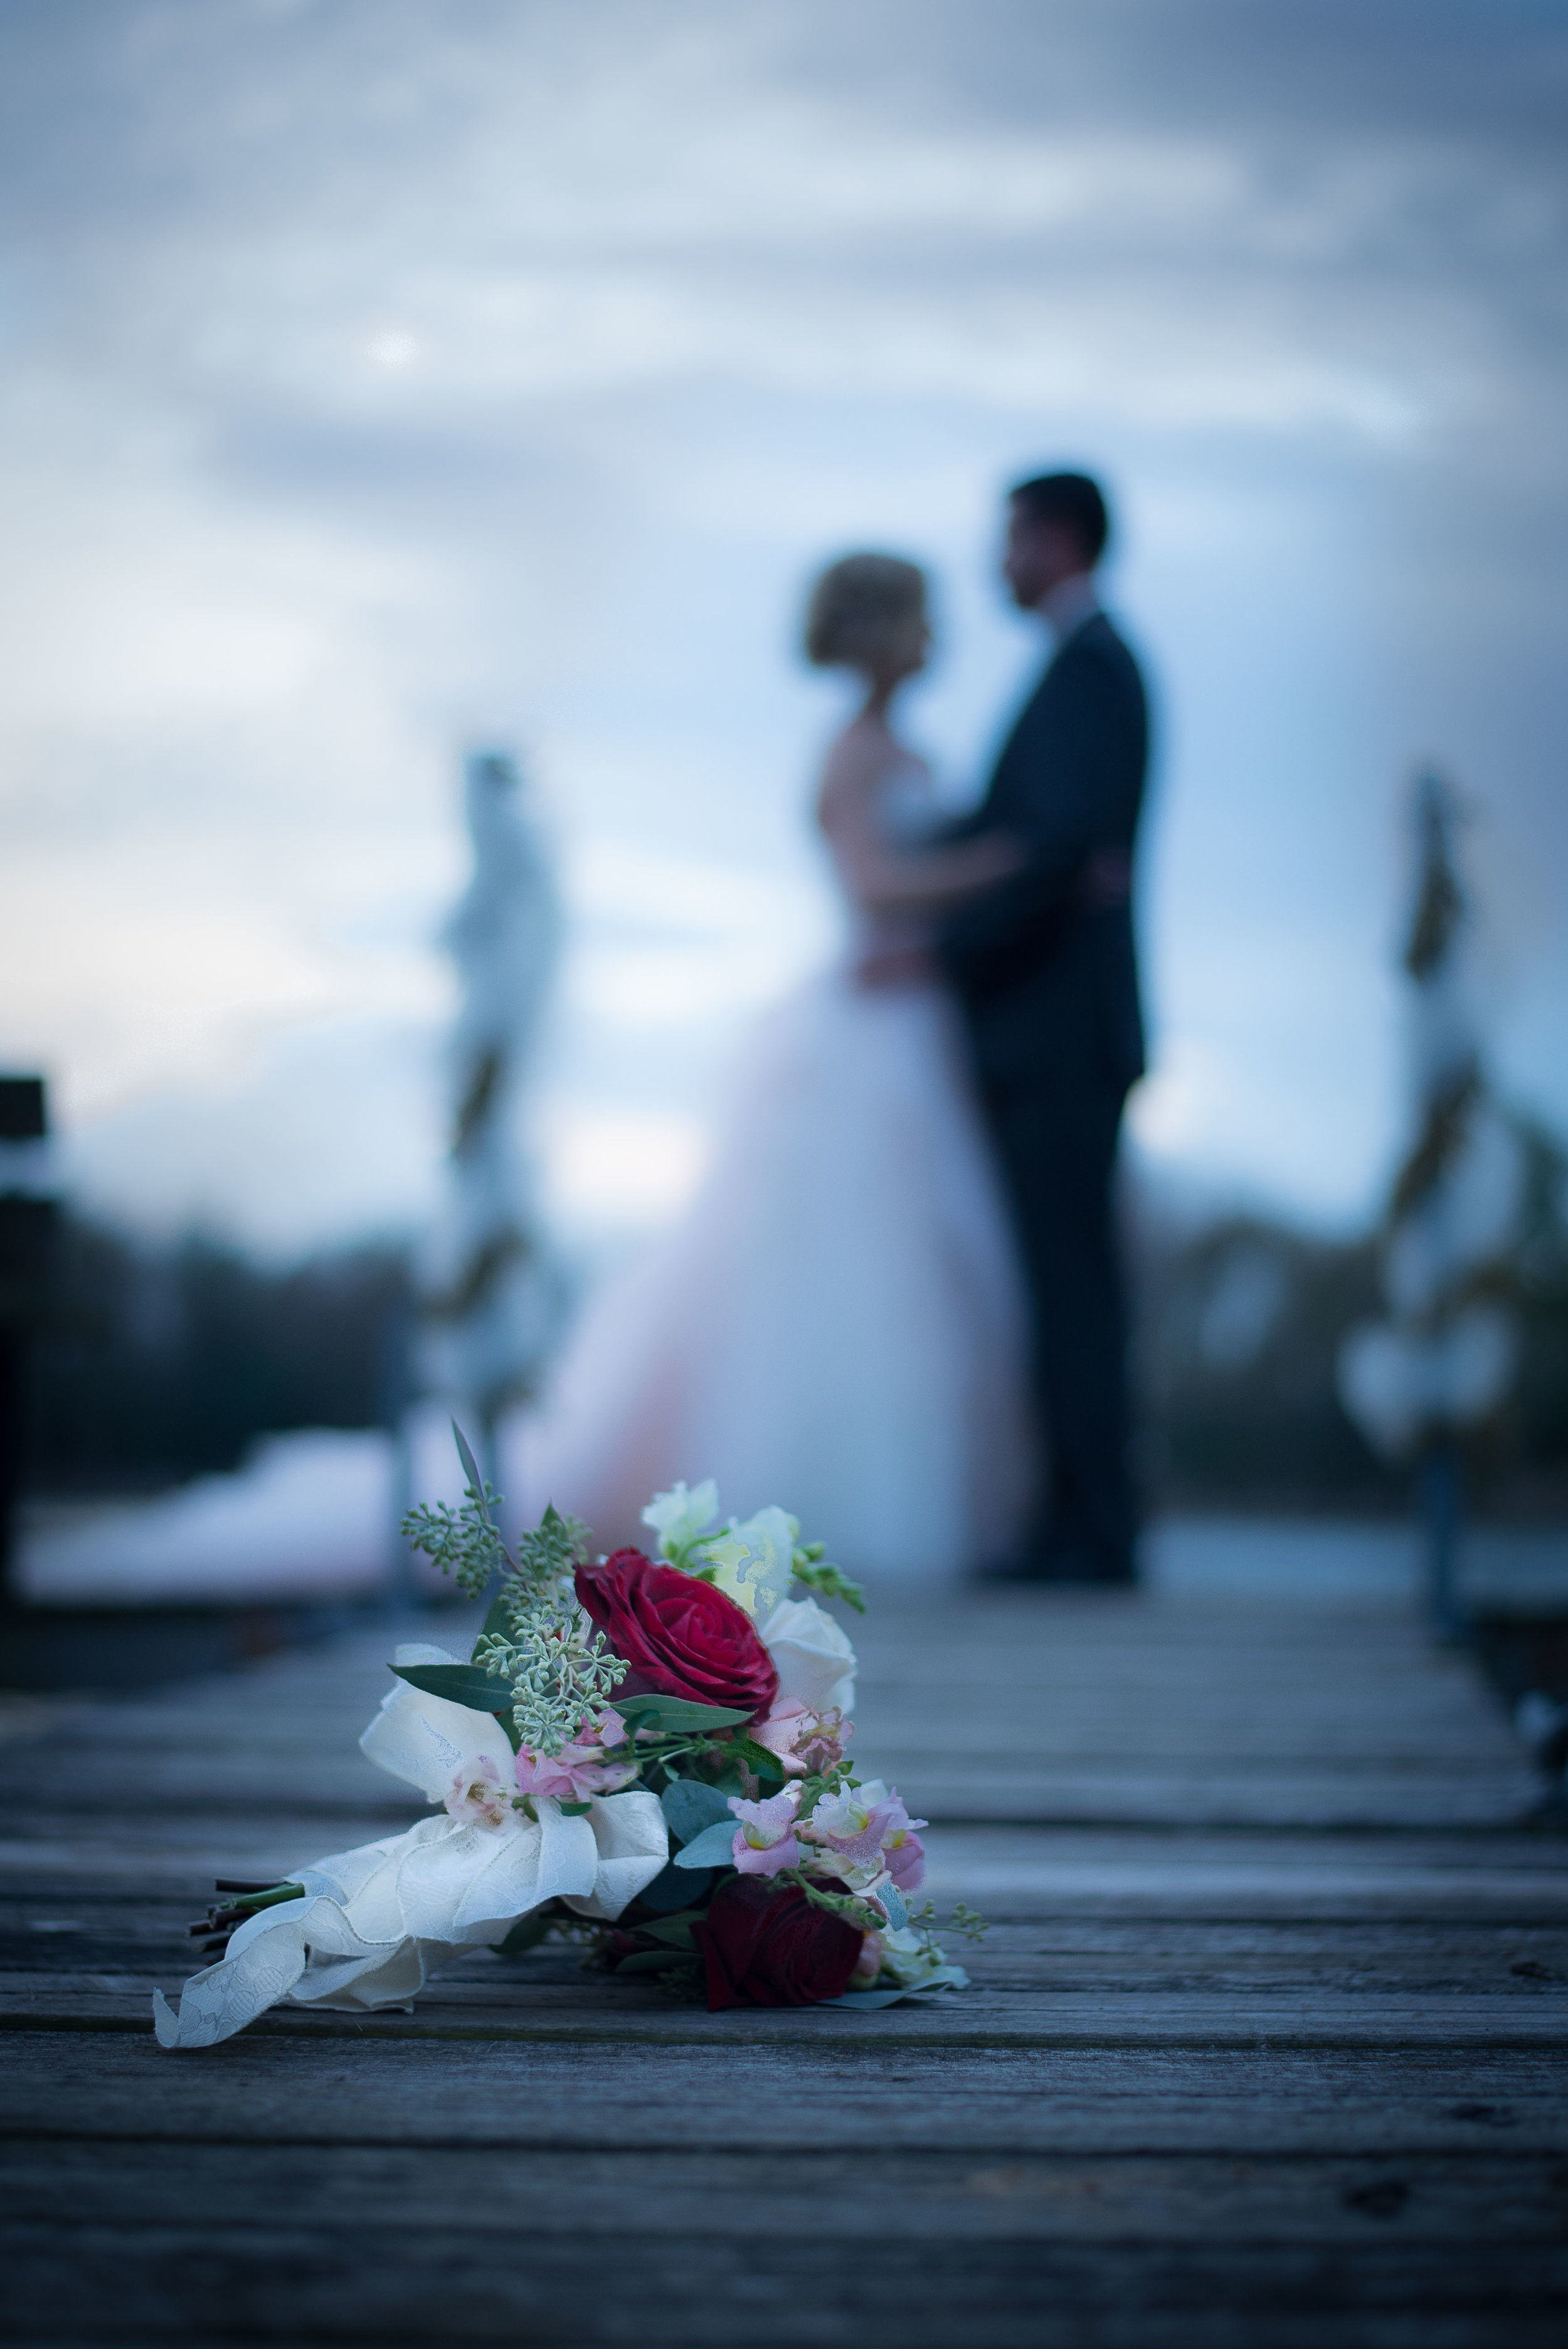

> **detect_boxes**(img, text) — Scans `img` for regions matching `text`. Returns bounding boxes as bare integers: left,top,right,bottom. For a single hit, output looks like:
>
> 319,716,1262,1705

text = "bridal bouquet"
155,1432,978,2049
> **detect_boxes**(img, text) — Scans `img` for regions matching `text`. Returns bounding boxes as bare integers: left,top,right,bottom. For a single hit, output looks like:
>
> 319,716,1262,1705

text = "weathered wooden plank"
5,2035,1565,2158
4,2219,1566,2347
843,1764,1539,1830
11,1980,1568,2048
7,1761,1537,1831
5,2141,1567,2244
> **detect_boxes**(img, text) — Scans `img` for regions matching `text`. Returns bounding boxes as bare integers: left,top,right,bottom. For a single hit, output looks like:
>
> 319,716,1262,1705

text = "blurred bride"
527,554,1033,1579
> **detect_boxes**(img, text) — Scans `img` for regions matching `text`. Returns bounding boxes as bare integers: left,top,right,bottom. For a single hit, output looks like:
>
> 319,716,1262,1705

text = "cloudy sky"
1,0,1564,1257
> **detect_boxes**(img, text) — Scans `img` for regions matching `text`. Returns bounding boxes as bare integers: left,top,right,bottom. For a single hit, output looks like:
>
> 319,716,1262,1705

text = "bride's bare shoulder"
816,718,921,824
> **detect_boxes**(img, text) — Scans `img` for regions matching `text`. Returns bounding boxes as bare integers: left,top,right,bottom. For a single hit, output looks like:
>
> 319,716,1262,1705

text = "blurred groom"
941,472,1150,1583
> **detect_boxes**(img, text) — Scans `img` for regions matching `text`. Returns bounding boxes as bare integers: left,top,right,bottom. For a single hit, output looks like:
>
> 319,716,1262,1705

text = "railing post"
1418,1437,1465,1641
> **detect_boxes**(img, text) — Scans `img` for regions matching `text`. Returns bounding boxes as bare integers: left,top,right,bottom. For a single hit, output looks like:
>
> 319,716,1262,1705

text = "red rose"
693,1875,862,2010
576,1548,779,1720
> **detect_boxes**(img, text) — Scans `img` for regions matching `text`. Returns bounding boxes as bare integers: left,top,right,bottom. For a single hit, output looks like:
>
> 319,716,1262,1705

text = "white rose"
760,1595,857,1715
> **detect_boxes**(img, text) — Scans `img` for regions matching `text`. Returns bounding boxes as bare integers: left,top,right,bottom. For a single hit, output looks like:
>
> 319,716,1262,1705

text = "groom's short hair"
1010,471,1110,566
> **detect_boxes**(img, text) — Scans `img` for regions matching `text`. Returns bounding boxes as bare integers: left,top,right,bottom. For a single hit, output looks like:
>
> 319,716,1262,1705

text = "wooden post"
1418,1435,1465,1641
0,1076,58,1602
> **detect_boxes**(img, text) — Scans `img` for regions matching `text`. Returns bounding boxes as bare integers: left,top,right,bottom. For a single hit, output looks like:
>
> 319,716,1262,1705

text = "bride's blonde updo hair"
803,551,927,674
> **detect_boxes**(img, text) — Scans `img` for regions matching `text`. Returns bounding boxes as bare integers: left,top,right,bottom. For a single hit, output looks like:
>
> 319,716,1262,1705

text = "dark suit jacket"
940,612,1149,1098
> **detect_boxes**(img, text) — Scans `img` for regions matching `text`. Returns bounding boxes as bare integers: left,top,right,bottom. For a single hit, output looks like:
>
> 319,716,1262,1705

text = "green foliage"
791,1754,857,1820
392,1661,515,1715
790,1547,866,1614
632,1859,715,1913
902,1898,989,1983
670,1818,740,1869
652,1958,708,2002
719,1734,788,1790
509,1497,591,1598
493,1911,554,1958
467,1495,628,1756
474,1594,623,1757
659,1779,734,1843
613,1946,692,1973
217,1881,304,1918
400,1493,510,1598
398,1436,623,1756
780,1869,885,1938
613,1694,753,1733
638,1915,699,1948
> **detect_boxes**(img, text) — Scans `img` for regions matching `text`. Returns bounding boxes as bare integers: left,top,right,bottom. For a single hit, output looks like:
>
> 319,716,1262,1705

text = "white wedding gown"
525,760,1033,1579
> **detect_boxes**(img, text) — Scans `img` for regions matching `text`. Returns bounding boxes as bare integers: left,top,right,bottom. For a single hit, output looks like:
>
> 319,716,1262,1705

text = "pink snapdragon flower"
752,1700,852,1778
882,1823,927,1892
513,1710,637,1804
803,1785,898,1869
728,1786,802,1877
805,1781,928,1877
445,1753,514,1829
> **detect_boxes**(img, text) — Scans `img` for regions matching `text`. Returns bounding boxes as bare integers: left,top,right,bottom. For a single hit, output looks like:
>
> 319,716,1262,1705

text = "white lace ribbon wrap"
153,1645,669,2050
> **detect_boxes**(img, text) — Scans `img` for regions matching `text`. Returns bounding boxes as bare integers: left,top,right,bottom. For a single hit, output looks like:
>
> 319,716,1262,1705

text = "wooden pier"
3,1569,1565,2345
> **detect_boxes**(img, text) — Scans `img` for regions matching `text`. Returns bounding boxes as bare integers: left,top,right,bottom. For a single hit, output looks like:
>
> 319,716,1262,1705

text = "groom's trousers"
982,1080,1136,1579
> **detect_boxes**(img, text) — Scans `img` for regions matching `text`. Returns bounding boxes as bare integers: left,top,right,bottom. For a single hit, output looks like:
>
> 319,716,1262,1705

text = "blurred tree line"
26,1221,411,1493
1135,1119,1568,1515
21,1137,1568,1510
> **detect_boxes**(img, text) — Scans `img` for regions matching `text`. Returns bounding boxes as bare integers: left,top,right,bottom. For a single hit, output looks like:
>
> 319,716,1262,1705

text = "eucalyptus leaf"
493,1912,553,1958
393,1662,514,1714
879,1882,908,1931
452,1420,490,1520
725,1736,787,1784
613,1694,753,1732
660,1779,734,1844
613,1947,691,1973
671,1818,740,1869
557,1799,593,1818
821,1971,967,2008
638,1916,696,1949
634,1860,713,1914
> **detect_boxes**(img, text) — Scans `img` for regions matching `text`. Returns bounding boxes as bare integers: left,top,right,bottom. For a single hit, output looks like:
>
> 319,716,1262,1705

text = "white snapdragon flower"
642,1481,720,1564
876,1926,951,1990
696,1504,798,1621
808,1784,878,1843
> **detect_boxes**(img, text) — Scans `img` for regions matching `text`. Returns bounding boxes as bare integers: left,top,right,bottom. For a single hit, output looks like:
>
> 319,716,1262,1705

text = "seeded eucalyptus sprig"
400,1423,517,1596
475,1595,625,1757
400,1490,510,1596
401,1426,623,1758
